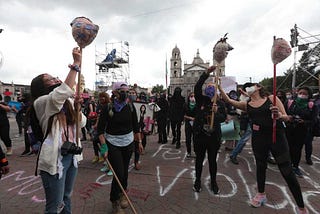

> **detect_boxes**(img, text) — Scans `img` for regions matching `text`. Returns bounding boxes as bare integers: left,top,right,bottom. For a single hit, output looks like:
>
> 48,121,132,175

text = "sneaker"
6,148,13,156
175,143,181,149
112,200,125,214
193,184,201,193
211,182,220,194
98,157,104,163
306,159,313,165
293,167,304,178
106,170,113,176
295,206,309,214
20,150,31,157
250,193,267,208
91,156,99,163
172,138,176,145
100,165,109,172
134,162,141,170
119,193,129,209
267,157,276,165
230,155,239,165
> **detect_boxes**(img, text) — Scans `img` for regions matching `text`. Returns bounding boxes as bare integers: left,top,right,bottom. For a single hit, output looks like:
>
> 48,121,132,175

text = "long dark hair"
30,74,77,126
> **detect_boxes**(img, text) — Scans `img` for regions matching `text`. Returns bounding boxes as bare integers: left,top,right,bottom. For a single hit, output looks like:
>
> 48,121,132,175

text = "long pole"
273,63,277,143
76,47,82,145
210,65,220,129
105,158,138,214
291,47,297,89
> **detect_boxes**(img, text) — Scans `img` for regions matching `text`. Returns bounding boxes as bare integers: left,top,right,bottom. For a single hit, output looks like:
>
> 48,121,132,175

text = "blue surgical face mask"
129,95,137,101
205,85,215,99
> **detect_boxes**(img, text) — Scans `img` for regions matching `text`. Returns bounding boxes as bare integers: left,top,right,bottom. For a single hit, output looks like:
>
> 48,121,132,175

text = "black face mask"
45,83,61,95
119,91,128,101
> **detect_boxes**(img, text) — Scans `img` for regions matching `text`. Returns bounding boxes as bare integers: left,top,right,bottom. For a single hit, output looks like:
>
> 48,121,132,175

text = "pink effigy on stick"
271,37,291,143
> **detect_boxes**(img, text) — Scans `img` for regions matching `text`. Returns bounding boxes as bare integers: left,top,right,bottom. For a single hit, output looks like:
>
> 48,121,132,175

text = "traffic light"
290,24,299,48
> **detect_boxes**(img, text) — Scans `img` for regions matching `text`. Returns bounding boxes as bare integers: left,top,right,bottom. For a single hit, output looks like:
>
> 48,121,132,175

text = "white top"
34,83,86,177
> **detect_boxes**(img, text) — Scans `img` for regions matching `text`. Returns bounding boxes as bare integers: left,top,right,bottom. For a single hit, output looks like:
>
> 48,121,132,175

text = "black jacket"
193,72,227,139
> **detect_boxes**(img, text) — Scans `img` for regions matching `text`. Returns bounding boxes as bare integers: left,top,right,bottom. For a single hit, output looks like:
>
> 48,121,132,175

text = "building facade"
0,81,30,102
169,45,211,98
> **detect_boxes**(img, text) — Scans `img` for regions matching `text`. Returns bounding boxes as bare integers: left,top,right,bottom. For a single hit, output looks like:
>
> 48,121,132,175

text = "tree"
151,84,165,94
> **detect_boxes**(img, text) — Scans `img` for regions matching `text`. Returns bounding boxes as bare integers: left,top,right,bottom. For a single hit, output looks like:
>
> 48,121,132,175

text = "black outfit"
21,101,32,154
168,90,185,148
247,98,304,208
285,99,318,168
156,96,169,144
0,146,8,179
0,102,12,149
184,101,196,155
193,72,227,192
97,102,140,202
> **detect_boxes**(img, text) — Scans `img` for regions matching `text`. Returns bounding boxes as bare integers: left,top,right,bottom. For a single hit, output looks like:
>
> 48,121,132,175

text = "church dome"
192,49,204,64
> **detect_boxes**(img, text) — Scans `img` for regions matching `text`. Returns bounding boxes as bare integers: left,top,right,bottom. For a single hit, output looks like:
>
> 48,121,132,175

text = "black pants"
286,124,308,167
0,120,12,148
157,118,167,143
252,129,304,208
16,112,23,134
107,141,134,202
185,120,195,154
304,131,313,160
194,133,220,186
171,120,182,144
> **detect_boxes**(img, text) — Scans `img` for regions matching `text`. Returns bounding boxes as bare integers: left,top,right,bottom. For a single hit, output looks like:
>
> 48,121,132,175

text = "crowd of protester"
1,60,319,214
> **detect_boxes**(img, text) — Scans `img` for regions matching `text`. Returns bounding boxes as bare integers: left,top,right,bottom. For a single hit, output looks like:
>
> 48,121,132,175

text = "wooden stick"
272,63,277,143
210,65,220,129
75,47,82,145
105,158,138,214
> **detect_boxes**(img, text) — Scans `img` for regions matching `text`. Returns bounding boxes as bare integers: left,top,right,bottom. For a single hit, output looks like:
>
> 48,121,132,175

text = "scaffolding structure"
95,41,130,91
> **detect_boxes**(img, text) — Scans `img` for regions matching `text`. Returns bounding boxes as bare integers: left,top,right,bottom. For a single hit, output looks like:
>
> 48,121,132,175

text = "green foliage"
151,84,166,94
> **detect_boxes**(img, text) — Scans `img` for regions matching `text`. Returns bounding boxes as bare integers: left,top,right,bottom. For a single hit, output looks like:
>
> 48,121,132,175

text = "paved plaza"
1,117,319,214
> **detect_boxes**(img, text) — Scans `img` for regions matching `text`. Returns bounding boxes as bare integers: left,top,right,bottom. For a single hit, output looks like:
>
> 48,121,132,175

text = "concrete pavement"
1,117,320,214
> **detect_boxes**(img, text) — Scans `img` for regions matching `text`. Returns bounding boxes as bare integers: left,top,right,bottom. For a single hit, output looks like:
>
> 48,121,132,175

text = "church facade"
168,45,210,98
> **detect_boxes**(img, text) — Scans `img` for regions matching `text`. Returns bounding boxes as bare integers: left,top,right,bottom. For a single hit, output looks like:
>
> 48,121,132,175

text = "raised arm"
218,84,247,112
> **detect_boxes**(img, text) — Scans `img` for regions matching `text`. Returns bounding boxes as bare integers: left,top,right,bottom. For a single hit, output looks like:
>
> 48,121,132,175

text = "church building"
168,45,211,98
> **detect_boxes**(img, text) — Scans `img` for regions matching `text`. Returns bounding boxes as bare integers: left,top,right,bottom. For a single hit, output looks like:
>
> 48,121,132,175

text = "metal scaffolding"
95,41,130,91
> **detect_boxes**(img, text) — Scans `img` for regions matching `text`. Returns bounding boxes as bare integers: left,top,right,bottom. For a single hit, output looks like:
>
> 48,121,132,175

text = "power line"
297,26,320,41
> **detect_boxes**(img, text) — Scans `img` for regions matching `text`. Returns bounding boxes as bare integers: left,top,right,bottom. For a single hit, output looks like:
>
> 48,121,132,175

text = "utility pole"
290,24,299,89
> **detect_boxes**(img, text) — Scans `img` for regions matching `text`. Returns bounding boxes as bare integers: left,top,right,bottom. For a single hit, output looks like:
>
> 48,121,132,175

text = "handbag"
220,120,236,136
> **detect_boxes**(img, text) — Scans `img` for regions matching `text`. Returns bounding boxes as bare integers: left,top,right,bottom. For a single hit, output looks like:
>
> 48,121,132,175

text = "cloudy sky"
0,0,319,90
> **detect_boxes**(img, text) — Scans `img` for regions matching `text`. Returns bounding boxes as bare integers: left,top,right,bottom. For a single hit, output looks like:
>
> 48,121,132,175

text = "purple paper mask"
205,85,215,99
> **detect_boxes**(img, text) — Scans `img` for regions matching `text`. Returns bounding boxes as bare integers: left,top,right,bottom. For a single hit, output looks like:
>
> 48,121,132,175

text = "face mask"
189,97,195,103
45,83,61,94
286,95,292,99
129,95,137,101
205,85,215,99
245,86,256,96
297,94,308,100
119,91,128,101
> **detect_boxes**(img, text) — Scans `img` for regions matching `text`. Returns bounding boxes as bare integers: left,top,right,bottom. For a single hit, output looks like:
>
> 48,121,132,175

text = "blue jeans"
40,154,78,214
231,125,252,158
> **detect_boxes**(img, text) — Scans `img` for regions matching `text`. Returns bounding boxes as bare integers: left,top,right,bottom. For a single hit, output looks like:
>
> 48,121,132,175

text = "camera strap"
63,125,70,142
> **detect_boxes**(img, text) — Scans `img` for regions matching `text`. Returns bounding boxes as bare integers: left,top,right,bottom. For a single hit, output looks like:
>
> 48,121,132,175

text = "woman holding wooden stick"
192,65,226,194
218,82,309,214
97,82,143,214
